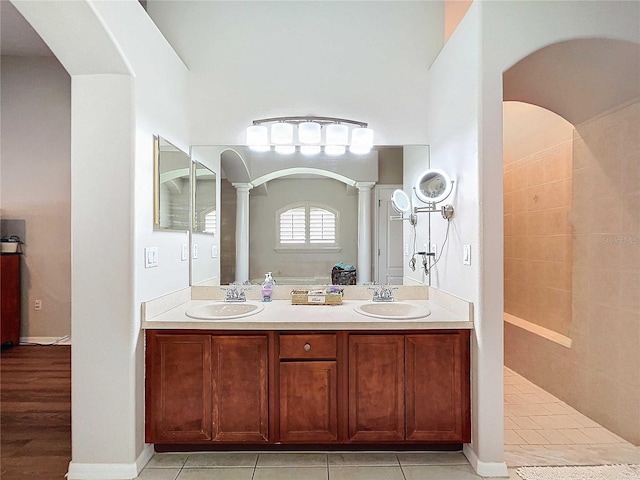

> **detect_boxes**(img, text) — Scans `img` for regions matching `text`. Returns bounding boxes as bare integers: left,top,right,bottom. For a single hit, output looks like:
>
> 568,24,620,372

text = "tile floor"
504,367,640,467
138,368,639,479
138,451,521,479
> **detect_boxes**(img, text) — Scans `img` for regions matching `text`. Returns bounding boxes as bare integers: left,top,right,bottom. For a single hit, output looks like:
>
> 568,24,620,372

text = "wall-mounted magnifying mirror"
391,189,411,213
414,168,453,205
154,135,190,231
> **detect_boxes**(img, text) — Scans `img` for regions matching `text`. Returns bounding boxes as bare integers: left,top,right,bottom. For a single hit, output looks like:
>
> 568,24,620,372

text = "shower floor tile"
503,367,640,466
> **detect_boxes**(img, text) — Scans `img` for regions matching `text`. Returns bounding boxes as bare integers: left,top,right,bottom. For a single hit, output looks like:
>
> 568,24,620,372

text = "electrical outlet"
192,244,199,259
431,243,437,256
144,247,158,268
34,299,42,311
181,244,188,261
404,243,409,256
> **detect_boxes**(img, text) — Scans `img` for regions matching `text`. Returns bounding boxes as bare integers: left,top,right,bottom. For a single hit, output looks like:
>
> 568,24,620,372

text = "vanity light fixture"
246,116,374,154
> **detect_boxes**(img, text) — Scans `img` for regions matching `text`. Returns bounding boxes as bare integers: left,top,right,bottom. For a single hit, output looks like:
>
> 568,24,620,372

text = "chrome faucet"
221,284,247,302
369,285,397,302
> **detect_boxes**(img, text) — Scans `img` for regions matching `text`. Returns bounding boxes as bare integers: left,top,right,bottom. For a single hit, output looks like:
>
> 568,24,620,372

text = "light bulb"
351,127,374,150
271,123,293,144
325,124,349,145
298,122,321,144
300,145,321,156
246,125,268,146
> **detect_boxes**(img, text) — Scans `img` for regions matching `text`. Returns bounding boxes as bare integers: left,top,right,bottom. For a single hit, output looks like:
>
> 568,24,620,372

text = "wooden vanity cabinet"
405,332,470,443
278,333,339,443
348,335,405,442
347,332,470,444
212,335,268,442
1,254,21,347
145,333,213,443
145,331,269,444
146,329,470,447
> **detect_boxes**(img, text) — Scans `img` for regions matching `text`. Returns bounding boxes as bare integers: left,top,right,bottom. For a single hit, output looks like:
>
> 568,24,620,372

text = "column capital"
355,181,376,191
231,182,253,192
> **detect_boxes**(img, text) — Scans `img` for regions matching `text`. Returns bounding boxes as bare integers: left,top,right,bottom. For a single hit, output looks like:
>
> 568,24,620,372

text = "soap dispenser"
261,272,275,302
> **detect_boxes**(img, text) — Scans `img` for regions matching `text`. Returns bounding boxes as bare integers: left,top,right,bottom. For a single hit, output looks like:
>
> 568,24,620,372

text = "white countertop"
142,298,473,331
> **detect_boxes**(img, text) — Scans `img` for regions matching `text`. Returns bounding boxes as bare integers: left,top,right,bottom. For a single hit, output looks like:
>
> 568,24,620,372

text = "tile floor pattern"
138,452,521,480
504,367,640,467
138,368,640,479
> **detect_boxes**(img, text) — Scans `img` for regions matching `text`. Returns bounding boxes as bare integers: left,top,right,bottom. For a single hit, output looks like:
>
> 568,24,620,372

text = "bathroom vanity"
143,286,473,450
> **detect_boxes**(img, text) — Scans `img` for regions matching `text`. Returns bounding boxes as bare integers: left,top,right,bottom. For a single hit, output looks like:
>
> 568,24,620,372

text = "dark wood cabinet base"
146,329,470,447
154,443,465,453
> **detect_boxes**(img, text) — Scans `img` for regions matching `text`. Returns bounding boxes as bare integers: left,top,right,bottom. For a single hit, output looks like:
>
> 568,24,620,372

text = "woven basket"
291,290,343,306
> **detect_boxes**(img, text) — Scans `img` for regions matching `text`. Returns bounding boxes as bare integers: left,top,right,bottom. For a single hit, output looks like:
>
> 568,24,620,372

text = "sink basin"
353,302,431,320
186,301,265,320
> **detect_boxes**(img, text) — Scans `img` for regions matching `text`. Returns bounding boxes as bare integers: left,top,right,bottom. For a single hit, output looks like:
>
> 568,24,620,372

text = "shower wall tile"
505,99,640,446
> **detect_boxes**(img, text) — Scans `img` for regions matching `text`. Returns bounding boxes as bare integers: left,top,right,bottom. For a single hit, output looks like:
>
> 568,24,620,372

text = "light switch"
145,247,158,268
211,245,218,258
463,244,471,265
192,244,199,259
181,244,188,261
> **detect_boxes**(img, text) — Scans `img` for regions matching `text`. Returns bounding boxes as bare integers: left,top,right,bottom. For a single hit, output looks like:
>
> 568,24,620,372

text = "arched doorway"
502,38,640,461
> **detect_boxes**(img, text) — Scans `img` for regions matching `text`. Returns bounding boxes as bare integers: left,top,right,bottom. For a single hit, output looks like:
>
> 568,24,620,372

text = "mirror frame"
391,189,411,213
414,168,453,205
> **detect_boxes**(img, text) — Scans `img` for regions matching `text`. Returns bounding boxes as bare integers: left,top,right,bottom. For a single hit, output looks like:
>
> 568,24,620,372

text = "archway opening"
503,38,640,456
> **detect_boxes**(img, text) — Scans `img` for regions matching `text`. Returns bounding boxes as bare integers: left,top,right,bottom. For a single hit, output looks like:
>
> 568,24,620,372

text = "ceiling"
4,2,639,127
503,38,640,125
0,1,53,56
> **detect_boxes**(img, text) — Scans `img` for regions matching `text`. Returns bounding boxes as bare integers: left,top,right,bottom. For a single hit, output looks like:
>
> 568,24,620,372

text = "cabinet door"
348,335,404,442
146,333,212,443
212,335,268,442
279,361,338,442
1,255,21,346
405,332,470,442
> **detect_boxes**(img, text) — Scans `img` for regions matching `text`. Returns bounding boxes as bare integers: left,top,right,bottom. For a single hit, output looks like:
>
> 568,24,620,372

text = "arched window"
277,203,340,251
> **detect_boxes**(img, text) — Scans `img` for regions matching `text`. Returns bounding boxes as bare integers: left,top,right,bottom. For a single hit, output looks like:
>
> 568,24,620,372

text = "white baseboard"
20,336,71,346
136,444,155,473
67,444,154,480
463,444,509,477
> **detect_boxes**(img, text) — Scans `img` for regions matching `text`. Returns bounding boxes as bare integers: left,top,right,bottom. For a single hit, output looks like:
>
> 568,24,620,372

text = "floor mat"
516,464,640,480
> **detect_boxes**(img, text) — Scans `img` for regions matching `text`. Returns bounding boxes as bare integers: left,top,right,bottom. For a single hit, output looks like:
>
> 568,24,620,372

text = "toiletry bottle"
261,272,274,302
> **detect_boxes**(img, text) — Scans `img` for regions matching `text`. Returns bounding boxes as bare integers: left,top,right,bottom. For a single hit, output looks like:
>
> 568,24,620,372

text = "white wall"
147,0,444,146
0,55,71,340
12,0,191,475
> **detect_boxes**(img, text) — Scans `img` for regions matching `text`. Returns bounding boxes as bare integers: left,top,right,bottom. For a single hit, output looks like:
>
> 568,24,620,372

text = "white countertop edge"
142,299,473,331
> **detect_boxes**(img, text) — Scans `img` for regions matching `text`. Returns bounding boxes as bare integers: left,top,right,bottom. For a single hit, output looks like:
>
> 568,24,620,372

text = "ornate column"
356,182,376,284
232,183,252,284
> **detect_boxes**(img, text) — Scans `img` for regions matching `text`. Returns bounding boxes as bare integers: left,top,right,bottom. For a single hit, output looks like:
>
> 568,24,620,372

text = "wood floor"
1,345,71,480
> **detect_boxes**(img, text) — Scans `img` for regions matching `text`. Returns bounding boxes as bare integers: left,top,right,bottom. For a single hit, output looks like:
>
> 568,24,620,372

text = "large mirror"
189,145,428,286
190,161,219,286
154,136,190,231
193,162,217,234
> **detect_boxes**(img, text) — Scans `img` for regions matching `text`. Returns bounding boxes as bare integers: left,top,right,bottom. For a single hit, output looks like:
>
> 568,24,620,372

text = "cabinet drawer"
279,334,337,359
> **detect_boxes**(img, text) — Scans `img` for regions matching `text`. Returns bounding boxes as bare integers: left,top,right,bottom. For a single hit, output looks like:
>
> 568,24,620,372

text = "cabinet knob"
304,343,311,351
